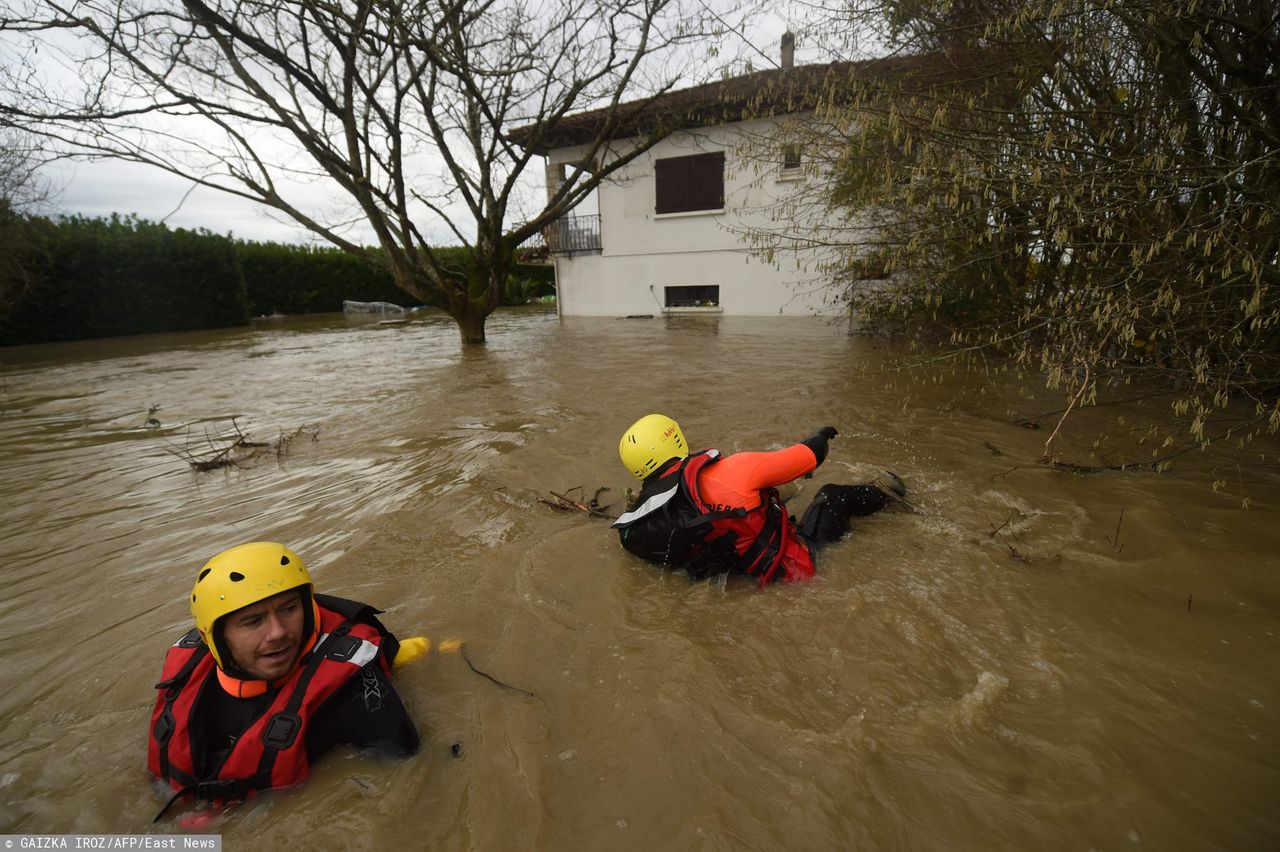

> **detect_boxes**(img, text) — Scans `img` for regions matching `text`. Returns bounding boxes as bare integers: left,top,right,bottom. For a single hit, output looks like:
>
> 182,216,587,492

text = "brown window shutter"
655,151,724,214
688,152,725,210
655,157,688,214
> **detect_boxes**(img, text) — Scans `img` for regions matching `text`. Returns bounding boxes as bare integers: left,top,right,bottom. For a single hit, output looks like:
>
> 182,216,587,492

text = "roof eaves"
508,51,984,154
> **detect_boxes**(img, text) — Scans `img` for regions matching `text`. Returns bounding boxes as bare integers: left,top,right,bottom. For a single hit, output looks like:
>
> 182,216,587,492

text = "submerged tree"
754,0,1280,458
0,0,747,343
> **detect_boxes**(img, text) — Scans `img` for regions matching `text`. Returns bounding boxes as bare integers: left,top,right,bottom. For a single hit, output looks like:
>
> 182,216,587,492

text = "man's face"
221,590,306,681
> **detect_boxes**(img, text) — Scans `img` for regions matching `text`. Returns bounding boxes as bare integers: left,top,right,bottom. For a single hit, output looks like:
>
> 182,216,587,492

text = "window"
665,285,719,307
654,152,724,214
781,144,801,172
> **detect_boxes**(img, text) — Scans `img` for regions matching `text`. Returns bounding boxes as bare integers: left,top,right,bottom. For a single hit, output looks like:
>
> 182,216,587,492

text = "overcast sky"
44,158,393,246
34,14,819,247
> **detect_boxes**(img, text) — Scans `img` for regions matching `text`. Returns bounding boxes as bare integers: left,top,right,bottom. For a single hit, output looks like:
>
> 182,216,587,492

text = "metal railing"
543,214,602,254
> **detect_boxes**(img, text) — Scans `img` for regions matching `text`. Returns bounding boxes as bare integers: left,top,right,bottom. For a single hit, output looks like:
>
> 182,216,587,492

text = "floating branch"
273,424,320,459
165,417,317,471
1004,544,1062,565
1022,413,1263,475
539,485,615,519
1104,508,1125,553
1043,458,1107,475
460,646,536,698
987,510,1018,538
992,445,1197,479
984,509,1060,565
1014,390,1179,429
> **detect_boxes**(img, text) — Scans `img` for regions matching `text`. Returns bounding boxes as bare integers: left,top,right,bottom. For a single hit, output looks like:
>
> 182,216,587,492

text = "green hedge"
238,241,554,314
0,215,247,346
236,240,407,316
0,214,557,346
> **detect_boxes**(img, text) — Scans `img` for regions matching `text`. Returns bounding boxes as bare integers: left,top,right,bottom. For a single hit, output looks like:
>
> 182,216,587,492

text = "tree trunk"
453,305,488,345
448,255,508,345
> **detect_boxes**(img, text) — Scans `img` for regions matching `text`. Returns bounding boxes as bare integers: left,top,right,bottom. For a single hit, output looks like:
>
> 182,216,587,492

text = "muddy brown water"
1,309,1277,850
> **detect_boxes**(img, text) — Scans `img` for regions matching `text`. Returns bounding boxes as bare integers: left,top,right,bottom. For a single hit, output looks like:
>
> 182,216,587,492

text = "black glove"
801,426,839,465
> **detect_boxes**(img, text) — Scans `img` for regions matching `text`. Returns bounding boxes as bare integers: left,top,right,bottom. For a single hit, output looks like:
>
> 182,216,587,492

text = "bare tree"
745,0,1280,458
0,130,51,315
0,0,749,343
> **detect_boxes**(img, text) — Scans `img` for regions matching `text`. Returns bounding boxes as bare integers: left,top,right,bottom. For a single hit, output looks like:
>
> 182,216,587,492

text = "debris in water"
539,485,615,519
1104,507,1125,553
461,645,537,698
985,510,1061,564
988,510,1019,538
1005,544,1061,564
165,416,318,471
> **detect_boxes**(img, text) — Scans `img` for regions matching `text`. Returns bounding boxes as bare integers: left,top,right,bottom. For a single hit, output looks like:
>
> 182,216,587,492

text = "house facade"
510,39,924,319
537,114,841,317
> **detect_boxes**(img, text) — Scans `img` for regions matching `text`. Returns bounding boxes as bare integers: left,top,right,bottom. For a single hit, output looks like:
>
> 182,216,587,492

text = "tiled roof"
508,51,963,154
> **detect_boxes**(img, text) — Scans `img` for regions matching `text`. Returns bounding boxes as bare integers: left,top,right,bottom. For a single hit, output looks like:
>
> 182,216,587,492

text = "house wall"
546,118,847,317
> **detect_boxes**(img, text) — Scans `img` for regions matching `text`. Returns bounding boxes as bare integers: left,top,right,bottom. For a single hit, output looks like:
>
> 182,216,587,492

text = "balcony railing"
543,214,602,255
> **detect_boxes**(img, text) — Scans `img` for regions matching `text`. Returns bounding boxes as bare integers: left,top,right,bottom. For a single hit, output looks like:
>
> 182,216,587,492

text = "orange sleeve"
697,444,818,511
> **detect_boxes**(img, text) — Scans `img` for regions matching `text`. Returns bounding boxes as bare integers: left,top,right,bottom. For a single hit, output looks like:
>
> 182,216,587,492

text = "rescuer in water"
147,541,423,818
612,414,905,584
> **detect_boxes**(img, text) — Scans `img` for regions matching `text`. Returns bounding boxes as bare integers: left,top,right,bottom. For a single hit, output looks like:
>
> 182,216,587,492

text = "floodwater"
1,309,1277,851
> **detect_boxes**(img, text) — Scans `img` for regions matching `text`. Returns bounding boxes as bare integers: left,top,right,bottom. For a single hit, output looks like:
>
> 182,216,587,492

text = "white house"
513,41,919,318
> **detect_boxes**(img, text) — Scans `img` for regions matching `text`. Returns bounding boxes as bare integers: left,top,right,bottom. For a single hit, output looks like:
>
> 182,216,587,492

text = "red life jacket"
612,451,815,585
147,596,394,808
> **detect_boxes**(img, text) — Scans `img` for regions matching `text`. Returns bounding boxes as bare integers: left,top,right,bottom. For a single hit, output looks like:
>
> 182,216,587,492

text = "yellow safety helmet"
190,541,315,672
619,413,688,480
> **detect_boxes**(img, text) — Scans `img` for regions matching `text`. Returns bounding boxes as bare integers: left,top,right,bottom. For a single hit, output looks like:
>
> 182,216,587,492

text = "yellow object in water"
392,635,464,669
393,636,430,669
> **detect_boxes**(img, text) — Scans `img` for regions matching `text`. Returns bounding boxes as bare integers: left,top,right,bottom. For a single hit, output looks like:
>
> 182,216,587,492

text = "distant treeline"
0,214,554,346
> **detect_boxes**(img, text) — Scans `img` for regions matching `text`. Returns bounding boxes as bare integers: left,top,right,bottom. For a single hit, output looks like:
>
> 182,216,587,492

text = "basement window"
665,285,720,307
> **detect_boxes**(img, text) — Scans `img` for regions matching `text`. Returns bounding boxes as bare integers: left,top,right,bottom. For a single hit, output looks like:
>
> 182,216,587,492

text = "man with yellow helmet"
147,542,418,817
613,414,904,584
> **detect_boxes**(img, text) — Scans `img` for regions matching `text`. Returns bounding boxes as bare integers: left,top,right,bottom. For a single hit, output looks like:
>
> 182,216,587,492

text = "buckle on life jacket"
324,634,362,662
177,630,203,649
153,707,176,747
262,712,302,749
